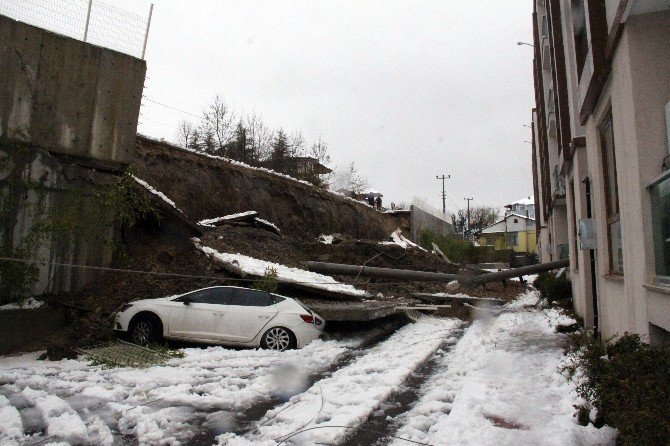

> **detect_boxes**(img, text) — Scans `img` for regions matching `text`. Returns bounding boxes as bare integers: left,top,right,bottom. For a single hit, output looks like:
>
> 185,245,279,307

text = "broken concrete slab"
302,299,401,321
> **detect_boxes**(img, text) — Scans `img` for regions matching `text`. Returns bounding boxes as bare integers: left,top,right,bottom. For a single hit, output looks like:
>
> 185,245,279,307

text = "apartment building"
531,0,670,345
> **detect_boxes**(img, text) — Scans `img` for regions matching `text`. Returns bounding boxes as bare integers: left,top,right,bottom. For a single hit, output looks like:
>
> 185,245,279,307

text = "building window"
569,180,578,262
572,0,588,79
651,175,670,277
600,111,623,274
507,232,518,247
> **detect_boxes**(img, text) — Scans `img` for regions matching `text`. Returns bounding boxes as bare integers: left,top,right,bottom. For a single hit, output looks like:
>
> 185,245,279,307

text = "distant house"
260,157,332,181
478,213,537,254
505,196,535,219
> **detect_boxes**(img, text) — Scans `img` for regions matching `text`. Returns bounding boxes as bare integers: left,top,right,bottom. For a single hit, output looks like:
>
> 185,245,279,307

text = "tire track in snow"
218,317,464,446
187,319,405,445
342,327,466,446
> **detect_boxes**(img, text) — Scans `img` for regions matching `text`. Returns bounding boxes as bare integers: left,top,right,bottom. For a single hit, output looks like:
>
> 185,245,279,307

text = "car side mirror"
182,297,192,305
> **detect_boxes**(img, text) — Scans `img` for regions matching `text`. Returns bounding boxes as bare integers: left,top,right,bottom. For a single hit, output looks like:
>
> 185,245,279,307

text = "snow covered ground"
0,337,365,446
390,291,616,446
0,291,617,446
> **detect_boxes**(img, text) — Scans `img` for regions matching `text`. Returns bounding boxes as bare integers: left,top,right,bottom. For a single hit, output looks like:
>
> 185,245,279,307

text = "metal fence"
0,0,152,59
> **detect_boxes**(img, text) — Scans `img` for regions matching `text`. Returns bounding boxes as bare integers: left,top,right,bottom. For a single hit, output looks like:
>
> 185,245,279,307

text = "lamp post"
516,41,534,47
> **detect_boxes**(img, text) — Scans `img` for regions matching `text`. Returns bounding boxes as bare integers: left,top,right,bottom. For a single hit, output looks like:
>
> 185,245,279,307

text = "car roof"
174,285,293,301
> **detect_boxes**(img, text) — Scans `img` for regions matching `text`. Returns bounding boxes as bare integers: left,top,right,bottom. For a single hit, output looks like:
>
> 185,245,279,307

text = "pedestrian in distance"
375,196,382,211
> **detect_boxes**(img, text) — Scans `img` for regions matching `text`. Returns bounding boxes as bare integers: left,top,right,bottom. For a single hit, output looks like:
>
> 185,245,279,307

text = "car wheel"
129,316,160,346
261,327,295,351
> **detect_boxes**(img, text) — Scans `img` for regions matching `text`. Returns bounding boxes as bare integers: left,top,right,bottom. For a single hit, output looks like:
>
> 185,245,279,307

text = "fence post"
141,3,154,59
83,0,93,42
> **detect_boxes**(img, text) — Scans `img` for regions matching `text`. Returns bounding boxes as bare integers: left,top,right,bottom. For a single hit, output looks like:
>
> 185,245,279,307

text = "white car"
114,286,325,351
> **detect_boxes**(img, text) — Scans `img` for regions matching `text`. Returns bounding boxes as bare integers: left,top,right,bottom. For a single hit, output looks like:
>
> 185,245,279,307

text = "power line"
0,257,459,286
142,96,201,119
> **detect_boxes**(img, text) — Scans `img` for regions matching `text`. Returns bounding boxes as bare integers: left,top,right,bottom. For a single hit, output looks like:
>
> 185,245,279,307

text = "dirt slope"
134,136,398,240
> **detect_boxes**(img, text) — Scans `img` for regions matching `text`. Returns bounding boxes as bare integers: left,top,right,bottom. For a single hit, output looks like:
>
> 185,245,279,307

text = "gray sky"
120,0,535,213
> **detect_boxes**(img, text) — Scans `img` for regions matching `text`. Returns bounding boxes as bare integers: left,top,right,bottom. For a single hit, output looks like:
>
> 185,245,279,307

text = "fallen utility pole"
306,258,569,288
465,259,569,285
306,262,462,282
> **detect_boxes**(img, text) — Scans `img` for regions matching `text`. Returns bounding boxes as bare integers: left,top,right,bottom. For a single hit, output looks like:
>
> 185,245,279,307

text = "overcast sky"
117,0,535,213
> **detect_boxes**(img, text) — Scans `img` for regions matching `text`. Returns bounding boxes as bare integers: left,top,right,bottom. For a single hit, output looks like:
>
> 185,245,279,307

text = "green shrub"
254,267,279,293
419,229,476,263
565,332,670,445
533,271,572,301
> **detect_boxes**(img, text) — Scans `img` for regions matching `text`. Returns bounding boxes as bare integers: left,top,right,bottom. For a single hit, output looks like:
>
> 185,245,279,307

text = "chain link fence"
0,0,152,59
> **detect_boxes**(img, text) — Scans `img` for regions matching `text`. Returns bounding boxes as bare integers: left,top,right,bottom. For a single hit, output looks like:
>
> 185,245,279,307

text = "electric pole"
464,197,473,239
436,175,450,214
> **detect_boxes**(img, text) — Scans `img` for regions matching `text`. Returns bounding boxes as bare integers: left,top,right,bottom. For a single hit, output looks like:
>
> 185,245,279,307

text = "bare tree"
309,138,331,167
176,120,195,149
201,95,236,156
245,113,272,162
288,131,306,157
345,162,369,194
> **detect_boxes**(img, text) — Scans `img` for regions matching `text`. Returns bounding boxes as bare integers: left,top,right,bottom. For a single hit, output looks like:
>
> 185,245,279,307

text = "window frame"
599,110,623,274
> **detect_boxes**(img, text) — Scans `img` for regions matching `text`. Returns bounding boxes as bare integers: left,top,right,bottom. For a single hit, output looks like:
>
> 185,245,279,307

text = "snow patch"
0,297,43,310
131,175,180,211
379,229,426,251
318,234,334,244
197,244,369,297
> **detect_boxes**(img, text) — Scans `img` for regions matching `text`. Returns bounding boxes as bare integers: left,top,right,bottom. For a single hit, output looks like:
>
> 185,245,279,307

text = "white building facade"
531,0,670,345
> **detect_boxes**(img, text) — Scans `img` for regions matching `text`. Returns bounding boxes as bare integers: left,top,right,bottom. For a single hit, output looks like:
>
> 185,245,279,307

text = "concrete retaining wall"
0,14,146,165
0,142,119,294
410,205,454,241
0,307,67,355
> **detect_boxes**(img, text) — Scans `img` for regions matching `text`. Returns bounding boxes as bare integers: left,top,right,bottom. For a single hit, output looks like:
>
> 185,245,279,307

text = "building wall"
581,11,670,340
0,15,146,164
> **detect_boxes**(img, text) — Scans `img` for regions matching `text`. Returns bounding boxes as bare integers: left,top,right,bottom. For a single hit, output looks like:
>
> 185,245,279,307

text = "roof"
508,196,534,206
478,213,535,233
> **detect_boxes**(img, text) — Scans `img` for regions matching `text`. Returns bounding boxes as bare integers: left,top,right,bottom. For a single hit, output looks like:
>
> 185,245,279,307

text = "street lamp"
523,124,532,128
517,41,534,47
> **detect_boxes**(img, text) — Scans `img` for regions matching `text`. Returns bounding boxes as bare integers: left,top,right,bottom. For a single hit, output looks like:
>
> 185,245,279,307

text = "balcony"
542,36,551,70
547,111,557,137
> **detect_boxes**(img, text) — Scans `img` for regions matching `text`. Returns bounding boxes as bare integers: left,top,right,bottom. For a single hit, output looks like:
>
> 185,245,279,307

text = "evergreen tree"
271,129,290,163
232,121,250,163
201,129,217,154
187,129,202,152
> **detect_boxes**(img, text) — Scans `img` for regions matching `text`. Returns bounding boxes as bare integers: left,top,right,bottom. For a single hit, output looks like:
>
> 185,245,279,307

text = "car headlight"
119,303,133,313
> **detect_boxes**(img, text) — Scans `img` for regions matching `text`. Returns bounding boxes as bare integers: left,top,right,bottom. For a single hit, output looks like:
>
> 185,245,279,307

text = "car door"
168,288,227,341
220,289,278,342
